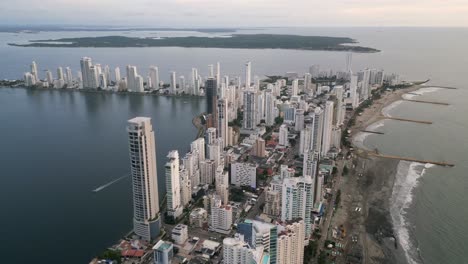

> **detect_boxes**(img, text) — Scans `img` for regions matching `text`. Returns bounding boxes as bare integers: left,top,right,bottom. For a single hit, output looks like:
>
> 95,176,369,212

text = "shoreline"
339,85,423,264
0,85,206,99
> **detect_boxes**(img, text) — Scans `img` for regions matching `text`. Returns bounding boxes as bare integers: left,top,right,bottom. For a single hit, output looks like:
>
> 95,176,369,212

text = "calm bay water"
0,27,467,263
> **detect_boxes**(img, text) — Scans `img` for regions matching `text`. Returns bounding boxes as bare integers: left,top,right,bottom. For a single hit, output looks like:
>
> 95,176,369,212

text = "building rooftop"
153,240,173,251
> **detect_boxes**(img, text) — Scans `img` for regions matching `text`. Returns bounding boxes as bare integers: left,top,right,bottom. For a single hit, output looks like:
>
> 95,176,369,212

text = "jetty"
403,99,450,106
367,152,455,167
382,116,433,125
423,86,458,90
361,130,385,135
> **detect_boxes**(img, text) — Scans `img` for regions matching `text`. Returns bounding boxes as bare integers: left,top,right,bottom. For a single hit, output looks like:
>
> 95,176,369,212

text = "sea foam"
390,161,434,264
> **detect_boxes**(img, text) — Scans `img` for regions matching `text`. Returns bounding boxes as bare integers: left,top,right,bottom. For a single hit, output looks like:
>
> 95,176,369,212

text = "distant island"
0,26,238,33
9,34,380,53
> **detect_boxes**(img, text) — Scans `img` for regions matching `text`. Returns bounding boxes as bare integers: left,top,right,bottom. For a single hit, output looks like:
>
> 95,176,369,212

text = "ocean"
0,27,467,263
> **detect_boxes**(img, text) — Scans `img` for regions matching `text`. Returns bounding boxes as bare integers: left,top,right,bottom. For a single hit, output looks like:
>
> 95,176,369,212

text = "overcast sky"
1,0,468,27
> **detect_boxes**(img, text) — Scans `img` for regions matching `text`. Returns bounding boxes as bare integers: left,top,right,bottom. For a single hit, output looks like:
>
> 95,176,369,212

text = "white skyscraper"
127,117,161,241
99,73,107,88
149,66,160,90
114,67,121,83
126,65,138,91
279,124,288,147
291,79,299,96
80,57,93,88
321,101,334,157
208,64,214,78
170,71,177,94
265,89,277,126
281,176,314,240
31,61,39,81
65,67,73,85
216,62,221,88
46,70,53,85
166,150,183,219
179,76,186,94
210,195,233,234
245,61,251,88
205,127,217,146
304,73,312,93
223,234,264,264
313,107,324,158
135,75,144,92
299,124,314,156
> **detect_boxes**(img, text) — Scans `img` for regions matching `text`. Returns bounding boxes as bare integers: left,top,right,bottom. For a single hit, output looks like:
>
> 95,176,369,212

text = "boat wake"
92,174,129,193
390,161,434,264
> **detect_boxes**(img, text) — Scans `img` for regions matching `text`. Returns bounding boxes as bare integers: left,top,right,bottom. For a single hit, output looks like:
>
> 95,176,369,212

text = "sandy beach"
331,85,422,264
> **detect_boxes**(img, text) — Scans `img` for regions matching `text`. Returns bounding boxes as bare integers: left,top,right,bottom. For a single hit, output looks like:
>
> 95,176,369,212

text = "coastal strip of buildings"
70,57,403,264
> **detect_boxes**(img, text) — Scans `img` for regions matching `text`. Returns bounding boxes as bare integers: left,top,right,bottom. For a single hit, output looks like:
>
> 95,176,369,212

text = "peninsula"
9,34,380,52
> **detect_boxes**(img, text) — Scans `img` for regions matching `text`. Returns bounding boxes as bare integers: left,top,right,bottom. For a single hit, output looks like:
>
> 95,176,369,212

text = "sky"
1,0,468,27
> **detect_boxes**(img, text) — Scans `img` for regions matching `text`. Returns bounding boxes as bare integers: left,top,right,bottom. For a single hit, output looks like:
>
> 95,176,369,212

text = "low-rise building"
171,224,189,245
190,208,208,228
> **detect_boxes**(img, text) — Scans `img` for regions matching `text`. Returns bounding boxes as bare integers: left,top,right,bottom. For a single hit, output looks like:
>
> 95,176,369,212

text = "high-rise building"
170,71,177,94
291,79,299,96
303,150,317,180
279,124,288,147
321,101,334,157
205,127,217,146
350,74,359,108
210,195,233,234
333,86,344,126
24,72,36,87
294,109,305,131
313,107,324,158
208,64,214,78
190,138,206,163
265,89,277,126
31,61,39,81
80,57,93,88
126,65,138,91
223,234,264,264
216,62,221,88
276,219,305,264
65,67,73,85
114,67,121,83
299,124,314,156
200,159,216,185
264,188,281,217
179,167,192,207
127,117,161,241
215,166,229,204
166,150,182,219
242,90,257,130
304,73,312,94
205,77,218,118
153,240,174,264
149,66,159,90
217,99,228,148
245,61,252,88
99,73,107,88
46,70,53,85
231,162,258,188
281,175,314,240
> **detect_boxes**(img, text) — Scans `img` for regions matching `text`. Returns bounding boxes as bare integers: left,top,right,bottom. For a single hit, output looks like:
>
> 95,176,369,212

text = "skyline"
1,0,468,27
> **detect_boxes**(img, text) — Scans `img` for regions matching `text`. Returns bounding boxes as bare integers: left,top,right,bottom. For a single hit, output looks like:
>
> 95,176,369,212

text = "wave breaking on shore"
390,161,434,264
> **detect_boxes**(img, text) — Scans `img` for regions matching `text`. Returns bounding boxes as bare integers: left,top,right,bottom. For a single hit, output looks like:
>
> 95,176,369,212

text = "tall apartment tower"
321,101,334,157
127,117,161,241
217,98,229,148
245,61,252,89
166,150,182,220
242,90,257,130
